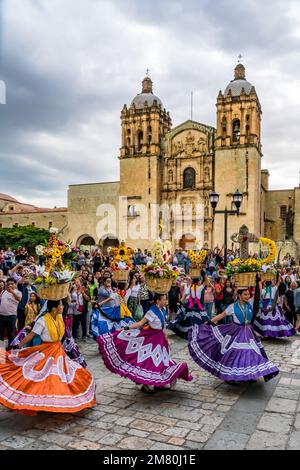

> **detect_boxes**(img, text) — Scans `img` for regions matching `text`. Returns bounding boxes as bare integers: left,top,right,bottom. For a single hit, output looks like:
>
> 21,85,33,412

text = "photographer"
0,278,21,348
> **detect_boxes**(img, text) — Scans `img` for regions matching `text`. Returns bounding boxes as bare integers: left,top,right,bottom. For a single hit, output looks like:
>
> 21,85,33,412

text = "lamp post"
209,189,243,266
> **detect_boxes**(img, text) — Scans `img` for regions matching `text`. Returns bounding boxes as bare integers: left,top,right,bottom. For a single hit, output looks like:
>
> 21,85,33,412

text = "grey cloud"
0,0,299,208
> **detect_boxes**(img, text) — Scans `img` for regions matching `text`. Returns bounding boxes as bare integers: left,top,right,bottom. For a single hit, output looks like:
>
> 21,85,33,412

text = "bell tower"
119,75,171,249
213,62,263,247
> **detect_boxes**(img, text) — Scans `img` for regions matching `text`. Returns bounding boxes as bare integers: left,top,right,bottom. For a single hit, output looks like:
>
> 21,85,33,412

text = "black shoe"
141,385,155,394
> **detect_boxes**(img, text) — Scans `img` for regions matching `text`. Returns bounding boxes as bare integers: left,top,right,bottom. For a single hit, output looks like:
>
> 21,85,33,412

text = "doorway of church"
100,235,119,255
76,235,97,253
179,233,196,250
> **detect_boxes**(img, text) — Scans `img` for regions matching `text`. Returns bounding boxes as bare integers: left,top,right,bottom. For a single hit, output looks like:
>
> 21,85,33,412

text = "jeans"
204,302,214,319
0,315,17,346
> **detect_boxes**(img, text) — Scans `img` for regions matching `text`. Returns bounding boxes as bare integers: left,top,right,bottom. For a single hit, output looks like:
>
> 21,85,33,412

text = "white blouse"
145,310,164,330
224,298,254,324
32,317,53,342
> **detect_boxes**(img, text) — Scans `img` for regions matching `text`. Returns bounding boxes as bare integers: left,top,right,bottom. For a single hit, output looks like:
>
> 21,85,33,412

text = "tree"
0,226,50,254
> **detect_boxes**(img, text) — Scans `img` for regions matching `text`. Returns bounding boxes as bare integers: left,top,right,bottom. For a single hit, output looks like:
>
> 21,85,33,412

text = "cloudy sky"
0,0,300,207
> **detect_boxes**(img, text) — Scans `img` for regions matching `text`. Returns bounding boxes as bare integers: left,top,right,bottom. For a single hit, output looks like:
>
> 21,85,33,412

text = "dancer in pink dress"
97,293,192,393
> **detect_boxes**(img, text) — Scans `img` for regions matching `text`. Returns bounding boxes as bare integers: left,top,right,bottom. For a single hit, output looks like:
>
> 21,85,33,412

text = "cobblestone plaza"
0,332,299,451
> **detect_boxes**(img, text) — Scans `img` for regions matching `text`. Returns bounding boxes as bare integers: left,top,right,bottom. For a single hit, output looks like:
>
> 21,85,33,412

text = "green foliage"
0,225,50,254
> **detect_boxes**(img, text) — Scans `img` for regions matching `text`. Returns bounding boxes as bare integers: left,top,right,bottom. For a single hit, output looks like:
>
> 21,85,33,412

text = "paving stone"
3,435,35,449
278,378,290,386
162,427,190,438
200,415,224,427
40,431,74,446
205,431,249,450
184,440,204,450
293,414,300,430
186,431,211,443
68,439,102,450
168,437,185,446
266,397,297,414
291,379,300,387
94,422,114,431
150,442,183,450
218,411,258,435
98,433,123,445
115,416,135,426
129,429,150,438
98,414,119,423
148,433,171,443
129,419,168,433
47,444,66,450
216,405,231,412
176,420,202,431
246,431,289,450
118,436,152,450
0,428,18,442
257,413,293,433
287,431,300,450
65,426,108,441
150,416,177,427
23,440,51,450
273,387,300,400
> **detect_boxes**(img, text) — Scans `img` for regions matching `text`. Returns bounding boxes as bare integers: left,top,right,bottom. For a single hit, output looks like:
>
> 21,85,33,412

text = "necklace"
237,301,249,325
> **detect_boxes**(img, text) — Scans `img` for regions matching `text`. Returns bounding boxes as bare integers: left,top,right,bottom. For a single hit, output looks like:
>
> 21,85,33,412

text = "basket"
112,270,130,282
36,282,71,301
145,278,173,294
189,266,201,278
261,271,277,282
232,272,258,288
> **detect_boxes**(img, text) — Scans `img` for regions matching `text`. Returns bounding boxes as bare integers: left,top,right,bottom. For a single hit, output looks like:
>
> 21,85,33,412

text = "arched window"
221,116,227,139
168,169,173,183
137,130,143,151
148,126,152,145
204,206,209,217
204,231,209,241
126,128,131,148
183,167,196,189
232,119,240,142
128,205,136,217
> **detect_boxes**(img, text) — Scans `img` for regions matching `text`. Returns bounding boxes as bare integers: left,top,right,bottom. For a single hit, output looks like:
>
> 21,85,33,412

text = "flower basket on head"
36,282,71,301
145,278,173,294
189,266,201,279
32,229,76,301
112,270,130,282
260,271,277,282
109,242,133,283
233,272,257,288
143,240,179,294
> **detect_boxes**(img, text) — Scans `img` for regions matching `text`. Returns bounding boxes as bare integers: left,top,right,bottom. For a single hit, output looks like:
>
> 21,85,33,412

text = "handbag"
135,303,144,321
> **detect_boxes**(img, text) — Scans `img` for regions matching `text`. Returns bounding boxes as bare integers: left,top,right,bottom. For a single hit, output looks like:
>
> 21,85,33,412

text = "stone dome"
131,92,163,109
224,79,253,97
224,63,254,97
131,75,163,109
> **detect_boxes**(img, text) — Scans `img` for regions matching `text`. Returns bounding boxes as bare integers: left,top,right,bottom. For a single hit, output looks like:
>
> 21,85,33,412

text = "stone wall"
67,181,120,246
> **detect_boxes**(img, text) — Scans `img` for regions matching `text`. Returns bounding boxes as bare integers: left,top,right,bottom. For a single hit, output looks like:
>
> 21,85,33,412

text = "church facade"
67,63,300,256
1,63,299,257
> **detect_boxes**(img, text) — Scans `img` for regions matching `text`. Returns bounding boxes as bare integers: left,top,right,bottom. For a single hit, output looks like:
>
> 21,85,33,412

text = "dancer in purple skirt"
98,293,192,394
253,280,296,339
188,288,279,384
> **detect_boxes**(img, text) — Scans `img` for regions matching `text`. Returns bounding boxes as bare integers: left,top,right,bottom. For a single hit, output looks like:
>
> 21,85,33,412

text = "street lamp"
232,190,243,214
209,189,243,266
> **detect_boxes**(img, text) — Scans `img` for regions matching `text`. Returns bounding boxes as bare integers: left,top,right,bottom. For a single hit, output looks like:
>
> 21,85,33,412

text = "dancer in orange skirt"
0,299,96,415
